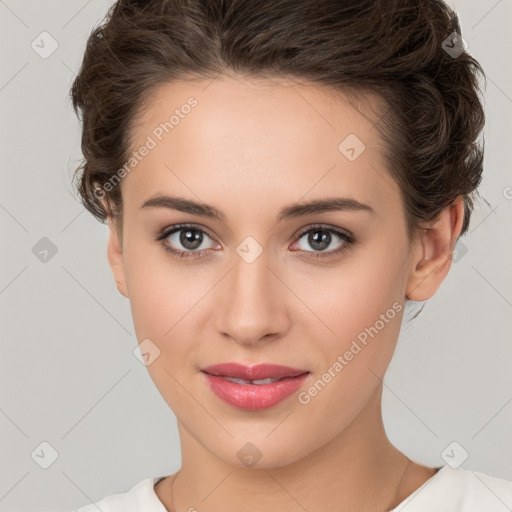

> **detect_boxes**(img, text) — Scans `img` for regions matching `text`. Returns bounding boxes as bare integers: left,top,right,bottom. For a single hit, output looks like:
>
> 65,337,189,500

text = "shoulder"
69,476,168,512
393,465,512,512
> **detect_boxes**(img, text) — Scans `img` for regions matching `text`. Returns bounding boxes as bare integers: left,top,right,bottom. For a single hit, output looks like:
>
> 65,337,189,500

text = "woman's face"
108,76,421,468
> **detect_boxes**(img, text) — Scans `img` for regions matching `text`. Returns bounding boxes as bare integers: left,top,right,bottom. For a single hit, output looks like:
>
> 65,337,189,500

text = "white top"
71,465,512,511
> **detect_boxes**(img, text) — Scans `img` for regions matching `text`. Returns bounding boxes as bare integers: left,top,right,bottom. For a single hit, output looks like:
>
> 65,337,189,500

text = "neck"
157,384,420,512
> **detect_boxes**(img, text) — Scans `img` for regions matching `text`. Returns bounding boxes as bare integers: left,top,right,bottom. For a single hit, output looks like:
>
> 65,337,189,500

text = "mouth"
212,376,290,385
200,363,311,410
201,362,309,380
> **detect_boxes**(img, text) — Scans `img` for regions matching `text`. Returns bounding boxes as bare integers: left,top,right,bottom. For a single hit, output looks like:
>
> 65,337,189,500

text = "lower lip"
202,372,310,411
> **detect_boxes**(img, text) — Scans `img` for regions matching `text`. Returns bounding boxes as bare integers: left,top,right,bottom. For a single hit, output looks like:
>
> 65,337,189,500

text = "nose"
214,248,290,347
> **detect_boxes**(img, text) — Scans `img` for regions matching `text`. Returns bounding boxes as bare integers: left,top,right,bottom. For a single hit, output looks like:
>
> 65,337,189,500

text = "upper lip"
201,363,309,380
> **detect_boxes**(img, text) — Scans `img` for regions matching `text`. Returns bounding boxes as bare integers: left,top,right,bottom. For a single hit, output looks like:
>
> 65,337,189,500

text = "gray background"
0,1,511,510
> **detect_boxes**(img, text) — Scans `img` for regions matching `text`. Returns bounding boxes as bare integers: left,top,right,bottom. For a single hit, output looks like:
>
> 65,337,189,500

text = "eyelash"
155,223,355,261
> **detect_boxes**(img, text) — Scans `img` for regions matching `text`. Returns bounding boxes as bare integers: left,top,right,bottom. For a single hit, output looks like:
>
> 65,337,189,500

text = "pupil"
309,230,330,251
180,229,202,250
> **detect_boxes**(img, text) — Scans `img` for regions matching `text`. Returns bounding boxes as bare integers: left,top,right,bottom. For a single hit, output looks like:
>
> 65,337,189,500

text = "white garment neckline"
148,465,449,511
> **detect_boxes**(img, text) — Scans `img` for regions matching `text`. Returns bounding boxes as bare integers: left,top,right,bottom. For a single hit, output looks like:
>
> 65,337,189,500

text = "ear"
406,196,465,301
106,215,129,298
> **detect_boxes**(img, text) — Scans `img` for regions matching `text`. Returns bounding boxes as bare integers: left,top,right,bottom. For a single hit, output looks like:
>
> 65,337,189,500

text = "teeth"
223,377,252,385
223,376,282,385
252,377,282,385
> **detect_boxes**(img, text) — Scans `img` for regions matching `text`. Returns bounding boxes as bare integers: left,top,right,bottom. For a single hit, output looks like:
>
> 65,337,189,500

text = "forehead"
131,75,385,148
122,76,396,215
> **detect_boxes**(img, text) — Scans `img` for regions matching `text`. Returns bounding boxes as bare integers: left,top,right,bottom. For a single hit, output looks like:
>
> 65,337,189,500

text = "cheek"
123,243,213,370
124,234,204,336
289,246,408,424
127,274,172,341
122,248,203,411
292,256,405,433
122,241,183,342
295,246,406,352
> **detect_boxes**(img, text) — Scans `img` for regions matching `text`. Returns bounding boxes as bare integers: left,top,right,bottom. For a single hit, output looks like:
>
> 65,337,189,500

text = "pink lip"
201,363,310,411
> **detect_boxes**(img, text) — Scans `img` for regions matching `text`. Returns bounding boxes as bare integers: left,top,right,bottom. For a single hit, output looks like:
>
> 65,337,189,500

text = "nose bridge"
215,241,287,345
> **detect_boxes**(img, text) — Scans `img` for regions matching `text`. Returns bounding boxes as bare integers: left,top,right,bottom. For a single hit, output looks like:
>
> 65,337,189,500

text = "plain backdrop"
0,1,511,510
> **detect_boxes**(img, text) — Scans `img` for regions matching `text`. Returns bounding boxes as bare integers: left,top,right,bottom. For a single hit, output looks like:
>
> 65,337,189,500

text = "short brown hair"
70,0,486,246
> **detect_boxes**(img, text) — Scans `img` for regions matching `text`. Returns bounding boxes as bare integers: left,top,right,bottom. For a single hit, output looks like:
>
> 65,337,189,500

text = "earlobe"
106,217,129,298
406,196,465,302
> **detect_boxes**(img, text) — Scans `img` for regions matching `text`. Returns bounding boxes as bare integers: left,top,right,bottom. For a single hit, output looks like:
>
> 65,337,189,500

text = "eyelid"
157,223,219,244
294,223,353,240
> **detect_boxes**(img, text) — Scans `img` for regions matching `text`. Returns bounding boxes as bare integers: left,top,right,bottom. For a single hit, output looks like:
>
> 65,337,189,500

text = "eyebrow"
140,194,375,221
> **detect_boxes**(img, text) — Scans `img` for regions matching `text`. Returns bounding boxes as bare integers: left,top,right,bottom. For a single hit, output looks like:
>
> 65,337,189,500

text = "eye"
156,223,354,261
292,225,354,259
156,224,219,259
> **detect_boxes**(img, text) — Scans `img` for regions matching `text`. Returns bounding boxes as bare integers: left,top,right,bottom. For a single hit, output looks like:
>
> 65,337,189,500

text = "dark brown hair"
70,0,486,250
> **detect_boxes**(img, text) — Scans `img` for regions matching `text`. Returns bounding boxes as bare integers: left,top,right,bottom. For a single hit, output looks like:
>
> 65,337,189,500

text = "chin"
209,434,312,470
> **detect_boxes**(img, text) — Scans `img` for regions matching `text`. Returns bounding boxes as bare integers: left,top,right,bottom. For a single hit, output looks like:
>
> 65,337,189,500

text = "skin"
104,75,464,511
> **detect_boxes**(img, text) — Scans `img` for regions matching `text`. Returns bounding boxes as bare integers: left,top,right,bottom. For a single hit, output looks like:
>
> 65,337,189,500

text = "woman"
69,0,512,510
